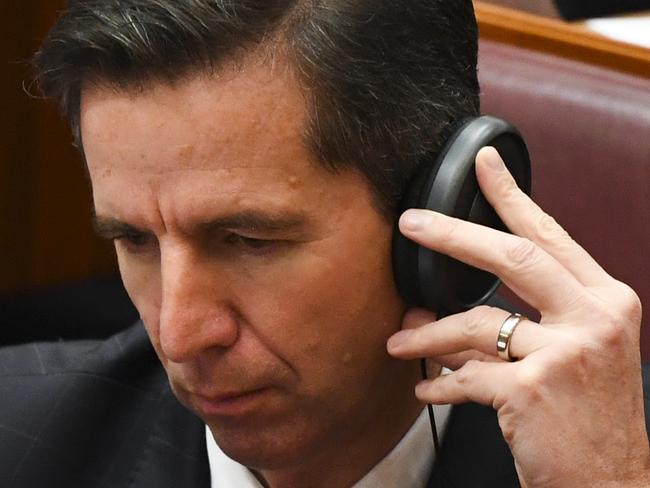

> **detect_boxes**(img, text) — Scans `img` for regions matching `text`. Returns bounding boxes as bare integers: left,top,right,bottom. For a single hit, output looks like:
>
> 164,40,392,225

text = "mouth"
190,388,270,418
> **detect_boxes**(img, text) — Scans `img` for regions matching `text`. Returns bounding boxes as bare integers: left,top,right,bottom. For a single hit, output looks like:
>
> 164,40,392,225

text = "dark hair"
34,0,479,216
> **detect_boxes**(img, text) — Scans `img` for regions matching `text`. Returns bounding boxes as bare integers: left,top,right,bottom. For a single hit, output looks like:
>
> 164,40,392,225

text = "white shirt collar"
206,404,451,488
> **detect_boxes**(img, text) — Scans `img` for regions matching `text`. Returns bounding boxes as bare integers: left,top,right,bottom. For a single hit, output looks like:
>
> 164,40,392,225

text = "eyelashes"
223,234,279,255
112,231,280,257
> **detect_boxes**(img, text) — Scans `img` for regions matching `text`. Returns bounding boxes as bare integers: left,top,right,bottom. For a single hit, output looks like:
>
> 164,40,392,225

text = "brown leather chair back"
478,40,650,359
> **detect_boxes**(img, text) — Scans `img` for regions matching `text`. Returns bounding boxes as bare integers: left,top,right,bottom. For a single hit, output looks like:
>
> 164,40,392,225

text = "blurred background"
1,2,136,342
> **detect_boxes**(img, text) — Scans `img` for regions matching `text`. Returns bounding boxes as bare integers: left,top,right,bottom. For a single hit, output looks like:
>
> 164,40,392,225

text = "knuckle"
456,360,480,385
497,407,518,444
587,282,642,346
512,364,545,400
462,306,491,337
495,175,521,203
614,282,643,323
499,420,515,445
597,320,628,351
534,212,571,246
461,318,481,340
462,306,497,341
505,237,539,270
567,338,592,363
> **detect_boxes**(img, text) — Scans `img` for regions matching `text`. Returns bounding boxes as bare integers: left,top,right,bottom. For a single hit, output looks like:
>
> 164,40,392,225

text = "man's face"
81,60,420,469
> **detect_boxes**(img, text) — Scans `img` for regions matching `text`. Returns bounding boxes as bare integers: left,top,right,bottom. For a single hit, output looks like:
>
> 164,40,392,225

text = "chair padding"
478,40,650,358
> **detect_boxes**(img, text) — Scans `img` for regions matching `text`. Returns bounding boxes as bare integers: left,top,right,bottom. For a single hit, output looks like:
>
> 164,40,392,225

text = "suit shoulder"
0,322,159,387
0,323,189,487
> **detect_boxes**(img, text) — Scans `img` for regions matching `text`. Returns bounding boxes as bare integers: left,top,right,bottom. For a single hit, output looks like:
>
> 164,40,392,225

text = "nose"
157,246,239,363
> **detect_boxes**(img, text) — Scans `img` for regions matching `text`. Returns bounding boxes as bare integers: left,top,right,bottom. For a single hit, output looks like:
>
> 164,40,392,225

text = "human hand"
387,147,650,487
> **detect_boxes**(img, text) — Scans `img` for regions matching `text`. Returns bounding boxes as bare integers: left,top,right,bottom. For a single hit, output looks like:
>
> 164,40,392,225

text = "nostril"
158,305,240,363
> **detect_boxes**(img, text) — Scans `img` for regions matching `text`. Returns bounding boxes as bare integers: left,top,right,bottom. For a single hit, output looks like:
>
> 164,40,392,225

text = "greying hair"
34,0,480,215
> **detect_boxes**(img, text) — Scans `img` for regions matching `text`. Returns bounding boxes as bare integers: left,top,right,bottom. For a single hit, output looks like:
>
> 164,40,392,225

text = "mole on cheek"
288,175,301,189
178,145,195,163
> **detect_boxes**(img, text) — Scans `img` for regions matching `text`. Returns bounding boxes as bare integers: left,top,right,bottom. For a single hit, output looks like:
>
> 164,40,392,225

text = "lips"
190,388,270,417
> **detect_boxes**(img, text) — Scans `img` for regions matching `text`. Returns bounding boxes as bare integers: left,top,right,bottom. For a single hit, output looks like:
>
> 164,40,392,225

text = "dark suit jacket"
1,323,648,488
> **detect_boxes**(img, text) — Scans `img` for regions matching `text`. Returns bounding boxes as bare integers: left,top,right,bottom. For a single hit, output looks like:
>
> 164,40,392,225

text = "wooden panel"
478,0,560,18
1,3,35,293
1,1,117,294
474,1,650,78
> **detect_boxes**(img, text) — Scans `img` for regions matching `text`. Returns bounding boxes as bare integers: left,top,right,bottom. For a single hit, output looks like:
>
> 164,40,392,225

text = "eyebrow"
92,215,146,239
198,212,307,234
92,211,307,239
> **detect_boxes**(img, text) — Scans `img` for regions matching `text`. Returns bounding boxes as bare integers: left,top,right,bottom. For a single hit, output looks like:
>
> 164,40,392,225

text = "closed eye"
224,233,278,254
112,231,157,254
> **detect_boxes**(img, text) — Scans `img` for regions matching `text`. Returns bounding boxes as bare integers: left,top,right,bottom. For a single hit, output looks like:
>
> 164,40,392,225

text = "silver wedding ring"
496,313,526,362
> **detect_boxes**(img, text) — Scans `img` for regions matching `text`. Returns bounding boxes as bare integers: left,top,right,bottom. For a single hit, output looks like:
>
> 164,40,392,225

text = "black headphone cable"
420,357,444,488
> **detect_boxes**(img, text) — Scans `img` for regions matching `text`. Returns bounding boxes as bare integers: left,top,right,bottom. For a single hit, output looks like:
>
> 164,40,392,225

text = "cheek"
234,231,404,387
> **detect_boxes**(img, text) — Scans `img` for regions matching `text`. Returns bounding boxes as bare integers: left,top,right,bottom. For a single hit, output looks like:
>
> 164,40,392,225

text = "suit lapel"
126,386,210,488
428,403,520,488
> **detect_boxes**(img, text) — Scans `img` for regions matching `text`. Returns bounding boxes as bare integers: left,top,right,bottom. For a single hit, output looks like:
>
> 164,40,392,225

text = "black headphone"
392,115,532,315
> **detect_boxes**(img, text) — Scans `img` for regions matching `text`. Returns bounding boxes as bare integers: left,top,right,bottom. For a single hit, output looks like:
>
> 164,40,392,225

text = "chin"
207,418,320,470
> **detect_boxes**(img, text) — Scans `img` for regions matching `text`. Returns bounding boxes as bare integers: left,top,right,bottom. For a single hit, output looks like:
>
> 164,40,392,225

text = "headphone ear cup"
392,116,531,314
392,170,431,307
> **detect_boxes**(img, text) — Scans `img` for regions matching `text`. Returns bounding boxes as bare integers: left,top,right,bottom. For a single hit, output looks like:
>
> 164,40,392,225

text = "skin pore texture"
81,58,423,488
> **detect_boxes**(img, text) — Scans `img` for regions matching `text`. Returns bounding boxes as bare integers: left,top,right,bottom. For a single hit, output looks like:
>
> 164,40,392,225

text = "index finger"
398,209,586,316
475,147,612,288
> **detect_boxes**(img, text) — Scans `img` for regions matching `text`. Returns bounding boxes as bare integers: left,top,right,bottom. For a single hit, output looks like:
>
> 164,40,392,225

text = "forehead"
78,60,378,234
80,59,310,174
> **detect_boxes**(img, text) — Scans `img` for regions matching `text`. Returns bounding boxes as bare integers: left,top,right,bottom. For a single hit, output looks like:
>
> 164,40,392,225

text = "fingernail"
481,146,505,172
400,210,427,232
387,330,413,351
